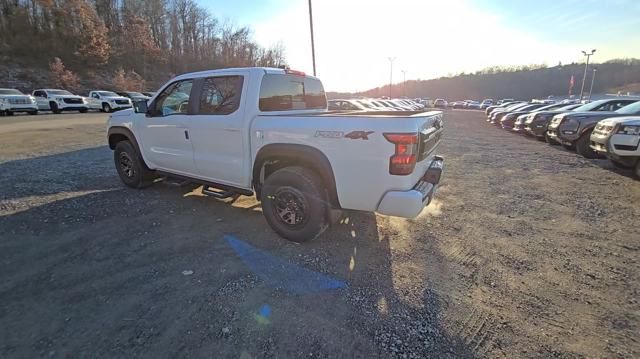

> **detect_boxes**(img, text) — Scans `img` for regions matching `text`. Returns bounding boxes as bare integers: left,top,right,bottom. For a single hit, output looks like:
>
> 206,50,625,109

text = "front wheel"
260,167,329,242
50,102,62,114
102,103,112,113
545,132,559,145
575,132,597,159
113,141,155,189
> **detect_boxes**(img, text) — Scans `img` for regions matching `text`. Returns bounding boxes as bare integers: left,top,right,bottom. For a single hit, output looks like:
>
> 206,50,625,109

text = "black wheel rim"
273,188,308,227
119,152,135,178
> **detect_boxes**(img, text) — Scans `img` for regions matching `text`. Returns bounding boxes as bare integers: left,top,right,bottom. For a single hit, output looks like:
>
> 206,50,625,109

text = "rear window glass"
259,74,326,111
198,76,244,115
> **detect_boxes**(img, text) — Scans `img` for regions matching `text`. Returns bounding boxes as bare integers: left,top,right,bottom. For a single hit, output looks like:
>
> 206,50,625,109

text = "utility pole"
588,68,597,102
579,49,596,101
388,57,395,98
308,0,316,76
401,70,407,97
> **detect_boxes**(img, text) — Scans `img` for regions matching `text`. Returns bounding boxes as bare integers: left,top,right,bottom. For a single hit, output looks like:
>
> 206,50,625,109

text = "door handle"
184,130,189,140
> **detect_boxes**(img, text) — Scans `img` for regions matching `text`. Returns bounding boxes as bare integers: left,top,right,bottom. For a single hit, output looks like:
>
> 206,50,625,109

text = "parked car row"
485,98,640,178
0,87,155,116
328,98,426,111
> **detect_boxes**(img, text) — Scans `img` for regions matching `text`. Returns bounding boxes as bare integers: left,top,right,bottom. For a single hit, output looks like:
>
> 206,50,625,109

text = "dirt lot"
1,110,638,358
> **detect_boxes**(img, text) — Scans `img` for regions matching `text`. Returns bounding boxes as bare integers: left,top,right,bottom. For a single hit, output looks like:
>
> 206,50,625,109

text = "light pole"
579,49,596,101
308,0,316,76
388,57,395,98
401,70,407,97
588,68,597,102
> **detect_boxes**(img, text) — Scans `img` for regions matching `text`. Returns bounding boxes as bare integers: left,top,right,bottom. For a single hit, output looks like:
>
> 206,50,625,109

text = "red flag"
569,75,575,95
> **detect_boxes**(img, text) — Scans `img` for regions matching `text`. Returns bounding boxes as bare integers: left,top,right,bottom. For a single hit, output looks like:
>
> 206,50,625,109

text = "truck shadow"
0,147,475,358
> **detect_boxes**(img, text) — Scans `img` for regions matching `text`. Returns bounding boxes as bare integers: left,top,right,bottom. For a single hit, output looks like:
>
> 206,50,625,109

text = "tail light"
384,133,418,175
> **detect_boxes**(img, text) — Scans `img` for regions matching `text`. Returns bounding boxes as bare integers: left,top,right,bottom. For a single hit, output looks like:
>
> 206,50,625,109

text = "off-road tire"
575,131,598,158
50,102,62,114
113,141,155,189
260,166,329,243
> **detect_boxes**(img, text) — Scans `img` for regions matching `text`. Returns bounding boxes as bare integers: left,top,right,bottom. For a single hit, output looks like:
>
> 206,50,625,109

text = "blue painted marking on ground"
259,304,271,318
224,235,347,295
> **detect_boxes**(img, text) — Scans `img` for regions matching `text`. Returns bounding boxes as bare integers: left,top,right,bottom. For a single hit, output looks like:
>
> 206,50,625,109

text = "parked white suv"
107,67,445,242
87,91,132,112
0,88,38,115
590,116,640,178
32,89,88,114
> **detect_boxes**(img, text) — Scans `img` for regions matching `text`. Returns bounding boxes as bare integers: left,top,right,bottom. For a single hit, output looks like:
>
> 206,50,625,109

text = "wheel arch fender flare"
107,126,152,168
253,143,341,208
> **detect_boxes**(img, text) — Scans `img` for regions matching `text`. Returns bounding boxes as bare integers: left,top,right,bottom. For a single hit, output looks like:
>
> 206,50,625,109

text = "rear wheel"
260,166,329,242
575,131,597,159
113,141,155,189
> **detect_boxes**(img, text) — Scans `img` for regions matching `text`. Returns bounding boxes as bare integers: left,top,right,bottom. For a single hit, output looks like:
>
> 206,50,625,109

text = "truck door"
33,91,49,110
188,75,247,187
90,92,100,109
140,79,197,175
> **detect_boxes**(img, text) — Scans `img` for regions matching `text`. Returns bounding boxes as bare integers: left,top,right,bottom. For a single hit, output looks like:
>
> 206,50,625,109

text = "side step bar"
202,186,236,199
156,171,254,198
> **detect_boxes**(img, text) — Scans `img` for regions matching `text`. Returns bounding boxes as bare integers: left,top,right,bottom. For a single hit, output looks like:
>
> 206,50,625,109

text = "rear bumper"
376,156,444,218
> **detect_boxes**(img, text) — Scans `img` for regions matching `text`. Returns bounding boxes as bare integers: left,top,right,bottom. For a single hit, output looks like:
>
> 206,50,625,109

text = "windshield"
0,89,23,95
572,99,611,112
505,102,527,111
357,100,373,109
48,90,73,95
97,91,119,97
557,104,581,111
615,101,640,114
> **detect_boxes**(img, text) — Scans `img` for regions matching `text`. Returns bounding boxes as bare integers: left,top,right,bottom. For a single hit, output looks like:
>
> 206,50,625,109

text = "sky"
198,0,640,92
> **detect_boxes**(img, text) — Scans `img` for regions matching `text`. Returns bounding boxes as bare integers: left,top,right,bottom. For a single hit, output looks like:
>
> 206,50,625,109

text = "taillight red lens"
384,133,419,175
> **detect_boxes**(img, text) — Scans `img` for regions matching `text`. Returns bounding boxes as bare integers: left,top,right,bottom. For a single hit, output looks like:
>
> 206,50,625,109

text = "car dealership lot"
1,111,638,358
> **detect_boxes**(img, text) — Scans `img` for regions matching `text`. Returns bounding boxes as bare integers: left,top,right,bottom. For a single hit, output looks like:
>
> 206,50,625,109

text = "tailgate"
417,112,444,162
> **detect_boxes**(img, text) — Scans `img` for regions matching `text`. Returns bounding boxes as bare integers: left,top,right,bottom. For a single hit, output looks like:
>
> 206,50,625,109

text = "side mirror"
134,100,149,114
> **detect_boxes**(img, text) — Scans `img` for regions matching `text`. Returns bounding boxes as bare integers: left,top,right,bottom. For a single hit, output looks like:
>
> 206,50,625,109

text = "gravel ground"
0,110,638,358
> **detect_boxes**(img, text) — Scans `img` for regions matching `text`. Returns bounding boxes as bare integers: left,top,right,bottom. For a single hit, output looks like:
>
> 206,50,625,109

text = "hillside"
351,59,640,100
0,0,286,93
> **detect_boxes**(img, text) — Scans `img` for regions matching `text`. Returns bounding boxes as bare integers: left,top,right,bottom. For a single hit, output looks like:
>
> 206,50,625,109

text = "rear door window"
197,76,244,115
259,74,326,111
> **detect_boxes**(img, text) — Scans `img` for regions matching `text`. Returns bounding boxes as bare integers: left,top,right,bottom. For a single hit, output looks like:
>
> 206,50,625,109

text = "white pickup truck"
32,89,89,114
87,90,132,112
107,67,445,242
590,116,640,178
